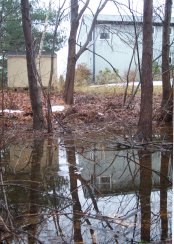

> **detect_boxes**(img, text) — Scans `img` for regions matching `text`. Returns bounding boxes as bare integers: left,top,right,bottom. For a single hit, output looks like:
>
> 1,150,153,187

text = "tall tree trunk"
63,0,107,105
136,0,153,141
161,0,173,122
63,0,79,105
21,0,45,129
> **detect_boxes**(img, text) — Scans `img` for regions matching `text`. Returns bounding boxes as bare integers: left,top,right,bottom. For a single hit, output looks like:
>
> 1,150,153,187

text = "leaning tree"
21,0,45,130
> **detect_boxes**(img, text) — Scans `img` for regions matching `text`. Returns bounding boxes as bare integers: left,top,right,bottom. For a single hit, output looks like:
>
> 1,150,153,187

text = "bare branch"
76,0,108,60
77,0,90,22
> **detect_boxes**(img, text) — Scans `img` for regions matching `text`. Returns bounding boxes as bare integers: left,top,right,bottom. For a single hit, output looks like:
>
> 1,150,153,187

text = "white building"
77,14,174,83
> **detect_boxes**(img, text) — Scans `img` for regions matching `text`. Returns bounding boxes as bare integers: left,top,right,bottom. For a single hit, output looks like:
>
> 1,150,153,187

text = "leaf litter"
0,90,162,135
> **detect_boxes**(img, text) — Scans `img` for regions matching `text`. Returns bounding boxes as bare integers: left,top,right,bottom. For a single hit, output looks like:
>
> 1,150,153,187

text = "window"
169,27,173,35
96,176,112,190
169,27,172,35
97,176,111,185
100,176,111,184
99,26,110,40
152,26,155,35
100,32,110,40
171,53,174,65
88,32,93,42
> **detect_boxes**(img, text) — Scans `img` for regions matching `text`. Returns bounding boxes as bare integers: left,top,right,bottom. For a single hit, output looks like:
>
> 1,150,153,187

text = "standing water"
0,132,172,243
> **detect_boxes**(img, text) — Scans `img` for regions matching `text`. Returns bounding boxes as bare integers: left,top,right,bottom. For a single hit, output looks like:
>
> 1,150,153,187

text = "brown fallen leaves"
0,90,162,134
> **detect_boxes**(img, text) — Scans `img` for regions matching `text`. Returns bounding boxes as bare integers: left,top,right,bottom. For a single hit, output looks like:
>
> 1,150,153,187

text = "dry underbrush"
0,90,162,136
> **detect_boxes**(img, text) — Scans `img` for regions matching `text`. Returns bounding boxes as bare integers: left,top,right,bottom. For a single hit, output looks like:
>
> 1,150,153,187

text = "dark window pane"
100,32,110,39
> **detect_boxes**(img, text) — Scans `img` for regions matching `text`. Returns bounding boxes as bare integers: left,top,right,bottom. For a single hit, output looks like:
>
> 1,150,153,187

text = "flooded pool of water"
0,134,172,243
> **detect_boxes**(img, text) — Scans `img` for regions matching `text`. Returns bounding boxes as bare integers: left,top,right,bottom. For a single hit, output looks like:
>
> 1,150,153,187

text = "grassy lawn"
75,84,162,95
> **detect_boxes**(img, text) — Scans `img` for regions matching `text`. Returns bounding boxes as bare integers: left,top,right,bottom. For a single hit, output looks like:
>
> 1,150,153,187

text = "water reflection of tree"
27,138,44,244
138,150,152,242
0,137,72,242
43,138,70,241
0,138,44,242
65,138,101,244
0,144,14,240
0,135,172,243
65,139,84,243
76,138,173,243
44,138,69,206
160,151,170,241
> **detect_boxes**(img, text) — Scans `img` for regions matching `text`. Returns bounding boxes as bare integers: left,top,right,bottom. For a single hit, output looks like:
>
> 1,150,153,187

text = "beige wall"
8,140,59,173
7,54,58,87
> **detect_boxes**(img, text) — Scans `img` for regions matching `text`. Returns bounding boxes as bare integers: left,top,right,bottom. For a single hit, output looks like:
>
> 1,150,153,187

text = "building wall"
94,23,142,78
7,54,58,87
8,139,59,173
78,147,172,195
77,15,174,82
77,15,94,74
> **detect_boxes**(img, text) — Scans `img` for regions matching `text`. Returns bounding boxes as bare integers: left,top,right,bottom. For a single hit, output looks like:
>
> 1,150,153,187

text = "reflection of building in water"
3,139,59,177
78,146,172,197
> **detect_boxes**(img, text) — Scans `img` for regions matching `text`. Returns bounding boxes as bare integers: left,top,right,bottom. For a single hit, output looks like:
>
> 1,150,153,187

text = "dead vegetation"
0,90,163,136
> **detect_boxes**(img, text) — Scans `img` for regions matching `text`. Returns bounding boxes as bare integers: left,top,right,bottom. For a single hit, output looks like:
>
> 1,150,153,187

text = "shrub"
58,75,65,91
75,63,92,86
123,68,137,83
96,67,119,84
152,61,161,80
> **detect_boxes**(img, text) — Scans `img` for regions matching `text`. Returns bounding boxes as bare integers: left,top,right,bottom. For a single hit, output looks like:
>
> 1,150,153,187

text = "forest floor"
0,89,165,139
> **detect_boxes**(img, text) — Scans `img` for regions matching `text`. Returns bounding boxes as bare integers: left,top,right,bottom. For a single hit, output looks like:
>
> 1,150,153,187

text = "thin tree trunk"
64,54,77,105
46,2,66,131
161,0,173,122
63,0,79,105
21,0,45,130
136,0,153,141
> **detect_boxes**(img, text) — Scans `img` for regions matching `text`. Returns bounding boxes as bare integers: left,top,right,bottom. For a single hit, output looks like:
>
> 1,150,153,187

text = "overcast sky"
43,0,173,16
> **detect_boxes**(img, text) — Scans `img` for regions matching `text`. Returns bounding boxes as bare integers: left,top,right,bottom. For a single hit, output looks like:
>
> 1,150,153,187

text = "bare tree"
21,0,45,129
64,0,108,105
136,0,153,141
161,0,173,122
37,0,67,133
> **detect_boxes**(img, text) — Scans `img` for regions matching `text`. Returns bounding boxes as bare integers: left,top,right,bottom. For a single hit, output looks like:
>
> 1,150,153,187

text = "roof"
83,14,174,26
6,51,57,58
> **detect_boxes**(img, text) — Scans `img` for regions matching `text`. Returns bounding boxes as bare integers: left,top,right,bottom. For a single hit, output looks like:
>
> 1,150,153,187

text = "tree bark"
136,0,153,141
63,0,79,105
161,0,173,122
63,0,108,105
21,0,45,129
